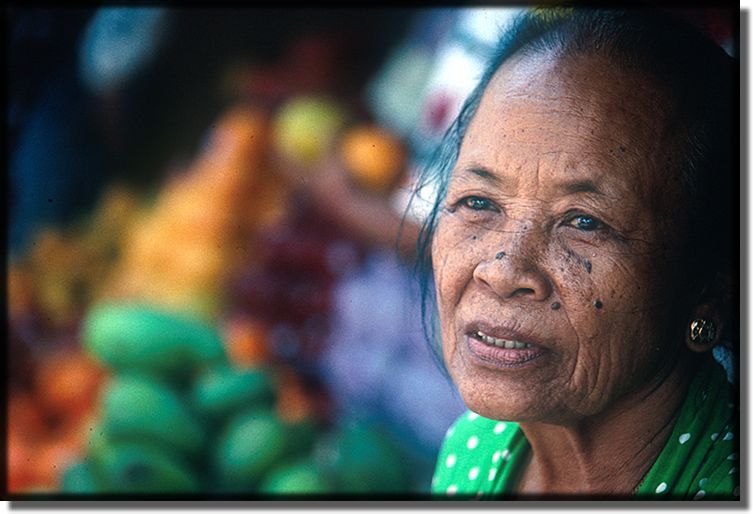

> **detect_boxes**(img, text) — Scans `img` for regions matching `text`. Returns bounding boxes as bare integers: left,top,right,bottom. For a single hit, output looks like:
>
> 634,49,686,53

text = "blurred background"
6,6,737,496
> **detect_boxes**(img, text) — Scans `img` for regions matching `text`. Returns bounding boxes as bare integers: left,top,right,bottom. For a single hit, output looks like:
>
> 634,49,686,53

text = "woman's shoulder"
636,359,739,500
431,410,522,497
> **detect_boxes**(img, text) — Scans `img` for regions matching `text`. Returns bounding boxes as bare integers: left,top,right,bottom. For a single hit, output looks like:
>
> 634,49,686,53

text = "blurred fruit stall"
7,7,468,497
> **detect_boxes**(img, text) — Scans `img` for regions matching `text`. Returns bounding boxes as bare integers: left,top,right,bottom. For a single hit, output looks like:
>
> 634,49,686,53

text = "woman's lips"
474,329,533,349
463,323,550,368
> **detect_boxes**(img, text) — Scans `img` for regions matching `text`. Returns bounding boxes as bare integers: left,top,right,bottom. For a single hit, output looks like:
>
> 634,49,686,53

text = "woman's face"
432,51,691,424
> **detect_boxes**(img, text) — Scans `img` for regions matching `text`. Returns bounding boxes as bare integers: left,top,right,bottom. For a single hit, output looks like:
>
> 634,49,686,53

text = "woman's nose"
472,244,553,302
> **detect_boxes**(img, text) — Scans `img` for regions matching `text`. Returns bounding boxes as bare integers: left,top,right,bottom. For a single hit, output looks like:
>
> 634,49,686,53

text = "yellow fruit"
196,105,268,173
273,96,347,166
340,125,406,194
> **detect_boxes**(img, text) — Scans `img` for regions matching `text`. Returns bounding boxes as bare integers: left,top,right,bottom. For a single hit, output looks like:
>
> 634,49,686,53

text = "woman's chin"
454,377,553,423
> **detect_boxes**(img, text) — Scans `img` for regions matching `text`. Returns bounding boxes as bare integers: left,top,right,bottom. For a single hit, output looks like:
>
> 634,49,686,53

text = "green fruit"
100,374,205,457
60,461,100,493
313,421,410,493
283,417,322,456
259,459,330,495
214,410,289,490
191,365,275,419
90,442,200,493
83,302,226,379
273,96,347,165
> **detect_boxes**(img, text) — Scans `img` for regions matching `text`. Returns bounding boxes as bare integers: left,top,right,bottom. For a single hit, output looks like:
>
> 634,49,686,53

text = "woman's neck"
515,362,692,497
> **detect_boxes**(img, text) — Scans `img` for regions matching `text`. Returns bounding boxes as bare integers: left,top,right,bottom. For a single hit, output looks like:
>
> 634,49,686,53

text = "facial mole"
594,300,603,309
550,302,560,310
495,251,506,260
619,146,626,153
470,235,478,240
583,259,592,274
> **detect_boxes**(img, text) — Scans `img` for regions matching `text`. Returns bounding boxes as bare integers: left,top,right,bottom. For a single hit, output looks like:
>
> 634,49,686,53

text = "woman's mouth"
474,330,533,349
464,327,549,368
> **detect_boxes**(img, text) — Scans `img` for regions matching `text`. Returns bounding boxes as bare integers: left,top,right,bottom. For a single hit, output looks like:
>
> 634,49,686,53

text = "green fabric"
431,359,738,500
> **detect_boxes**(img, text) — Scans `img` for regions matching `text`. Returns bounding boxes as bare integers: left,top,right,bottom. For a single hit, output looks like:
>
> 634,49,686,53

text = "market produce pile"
57,303,407,494
7,93,421,496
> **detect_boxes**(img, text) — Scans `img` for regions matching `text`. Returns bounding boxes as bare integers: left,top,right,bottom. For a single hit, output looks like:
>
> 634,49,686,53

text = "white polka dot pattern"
432,370,738,500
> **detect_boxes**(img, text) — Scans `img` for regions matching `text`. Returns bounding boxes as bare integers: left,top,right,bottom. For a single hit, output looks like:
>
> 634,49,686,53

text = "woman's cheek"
432,217,487,301
554,232,650,310
550,241,599,309
560,251,653,386
593,250,653,309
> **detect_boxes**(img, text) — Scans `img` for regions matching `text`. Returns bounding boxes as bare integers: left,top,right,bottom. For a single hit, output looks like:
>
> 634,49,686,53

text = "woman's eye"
460,196,498,211
568,214,603,231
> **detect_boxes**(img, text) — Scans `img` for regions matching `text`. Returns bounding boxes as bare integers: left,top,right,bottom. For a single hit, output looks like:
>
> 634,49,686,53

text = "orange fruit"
35,350,107,420
33,436,81,490
58,411,99,455
8,434,36,493
8,393,47,443
275,368,316,423
340,124,406,194
222,316,271,368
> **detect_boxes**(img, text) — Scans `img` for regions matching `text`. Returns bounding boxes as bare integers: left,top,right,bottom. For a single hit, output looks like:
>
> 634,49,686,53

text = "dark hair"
409,7,738,374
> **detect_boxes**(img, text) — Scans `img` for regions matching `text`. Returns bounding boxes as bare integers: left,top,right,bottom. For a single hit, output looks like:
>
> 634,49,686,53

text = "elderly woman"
420,8,738,499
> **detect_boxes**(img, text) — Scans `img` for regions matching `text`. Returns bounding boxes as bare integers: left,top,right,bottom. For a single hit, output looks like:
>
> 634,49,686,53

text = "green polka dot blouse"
432,359,739,500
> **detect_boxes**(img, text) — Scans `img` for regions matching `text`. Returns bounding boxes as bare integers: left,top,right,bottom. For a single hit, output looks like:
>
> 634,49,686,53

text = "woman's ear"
686,303,722,353
685,267,734,354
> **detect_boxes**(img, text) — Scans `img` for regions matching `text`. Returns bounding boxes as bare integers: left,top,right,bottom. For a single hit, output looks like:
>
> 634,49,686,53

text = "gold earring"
689,318,717,345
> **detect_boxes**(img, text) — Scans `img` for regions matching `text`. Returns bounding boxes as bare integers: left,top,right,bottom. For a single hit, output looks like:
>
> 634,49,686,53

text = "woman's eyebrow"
460,165,612,198
462,165,514,188
467,165,500,183
555,179,603,195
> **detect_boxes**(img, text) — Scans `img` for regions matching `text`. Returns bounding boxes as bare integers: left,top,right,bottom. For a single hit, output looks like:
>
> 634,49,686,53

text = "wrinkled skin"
432,49,699,429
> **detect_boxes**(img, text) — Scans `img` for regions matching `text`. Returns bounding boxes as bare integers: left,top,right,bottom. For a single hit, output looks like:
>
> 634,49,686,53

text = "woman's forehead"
485,51,674,137
457,51,683,198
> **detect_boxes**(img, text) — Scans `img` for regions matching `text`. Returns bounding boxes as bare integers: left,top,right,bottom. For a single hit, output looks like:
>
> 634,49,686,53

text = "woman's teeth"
475,331,532,349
